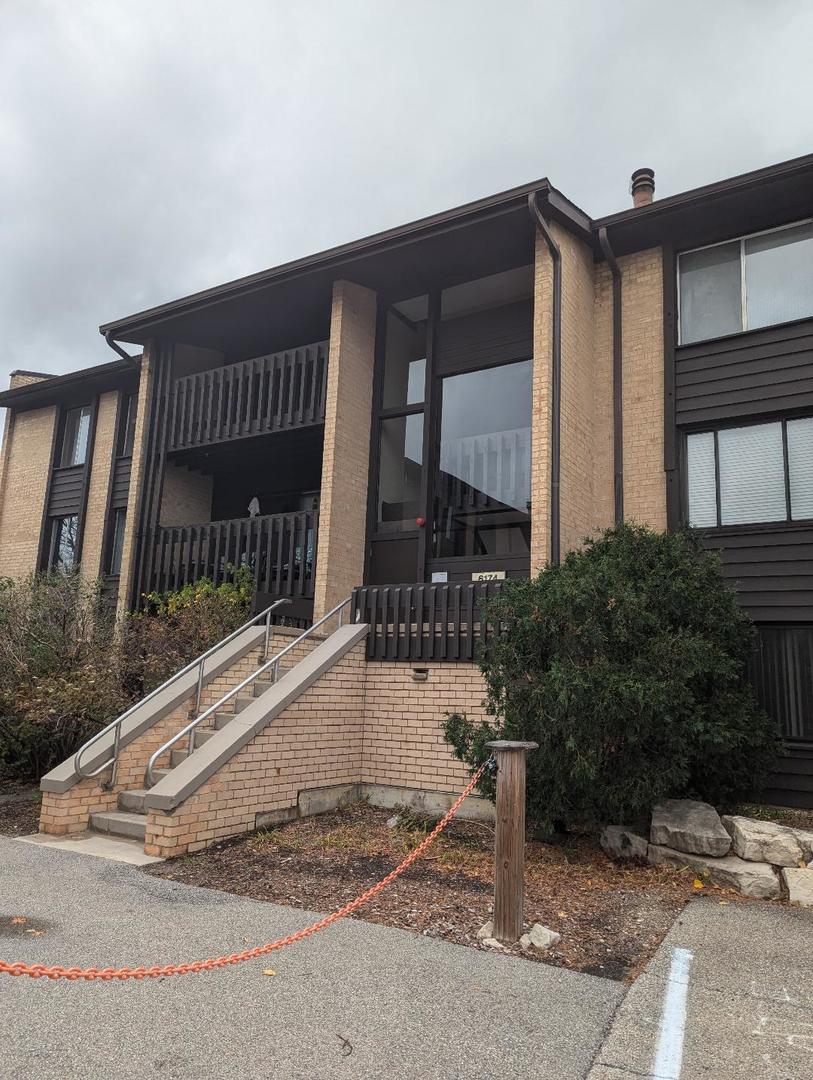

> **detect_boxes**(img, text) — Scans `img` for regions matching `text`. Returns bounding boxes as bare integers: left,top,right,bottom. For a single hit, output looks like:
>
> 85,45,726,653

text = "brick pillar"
117,346,154,615
313,280,377,619
80,390,119,579
531,231,554,575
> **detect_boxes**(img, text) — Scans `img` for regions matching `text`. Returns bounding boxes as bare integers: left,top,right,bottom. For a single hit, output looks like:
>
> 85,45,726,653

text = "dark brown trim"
598,226,624,523
662,241,680,529
0,358,138,409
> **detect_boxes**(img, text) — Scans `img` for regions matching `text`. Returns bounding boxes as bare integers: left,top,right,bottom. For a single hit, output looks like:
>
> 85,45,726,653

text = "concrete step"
90,810,147,842
148,768,169,787
170,748,187,768
195,727,216,746
118,789,148,814
214,711,234,731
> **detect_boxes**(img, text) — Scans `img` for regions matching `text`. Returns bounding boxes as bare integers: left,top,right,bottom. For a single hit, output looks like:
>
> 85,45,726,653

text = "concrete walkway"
0,836,621,1079
589,896,813,1080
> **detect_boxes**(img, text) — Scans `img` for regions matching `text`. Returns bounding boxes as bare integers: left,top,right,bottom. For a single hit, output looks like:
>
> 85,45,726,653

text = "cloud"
1,0,811,388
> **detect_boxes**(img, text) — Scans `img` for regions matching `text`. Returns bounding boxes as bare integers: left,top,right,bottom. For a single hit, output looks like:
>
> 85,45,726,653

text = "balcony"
148,510,318,604
168,340,328,452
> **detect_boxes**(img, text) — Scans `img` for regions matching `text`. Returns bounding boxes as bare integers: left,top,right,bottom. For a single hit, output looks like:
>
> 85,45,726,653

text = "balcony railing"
351,581,505,661
149,511,318,599
168,340,328,451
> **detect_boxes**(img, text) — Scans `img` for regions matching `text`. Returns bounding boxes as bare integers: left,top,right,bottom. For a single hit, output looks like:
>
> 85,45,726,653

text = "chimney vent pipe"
631,167,655,207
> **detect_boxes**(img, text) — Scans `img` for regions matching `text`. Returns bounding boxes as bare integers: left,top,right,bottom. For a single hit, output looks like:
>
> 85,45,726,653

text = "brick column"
530,231,554,574
117,345,154,615
313,280,377,619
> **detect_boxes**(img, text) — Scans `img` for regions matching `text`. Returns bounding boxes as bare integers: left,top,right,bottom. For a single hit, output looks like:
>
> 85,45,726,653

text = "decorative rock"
519,923,561,951
650,800,731,857
476,920,494,940
721,815,805,867
481,937,506,950
600,826,648,862
386,815,400,829
782,867,813,907
647,843,780,900
791,829,813,864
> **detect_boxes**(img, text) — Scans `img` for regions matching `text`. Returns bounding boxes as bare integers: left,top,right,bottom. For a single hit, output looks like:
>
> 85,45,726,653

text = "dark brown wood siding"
48,465,85,516
699,525,813,622
675,317,813,427
110,458,132,509
435,300,532,374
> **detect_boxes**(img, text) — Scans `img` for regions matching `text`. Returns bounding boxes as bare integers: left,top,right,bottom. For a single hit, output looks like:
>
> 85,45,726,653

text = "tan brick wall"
618,247,666,529
313,280,377,618
0,405,56,579
117,352,151,615
145,642,368,856
592,262,617,532
361,661,486,795
531,231,554,574
80,390,119,579
9,373,52,388
159,461,213,526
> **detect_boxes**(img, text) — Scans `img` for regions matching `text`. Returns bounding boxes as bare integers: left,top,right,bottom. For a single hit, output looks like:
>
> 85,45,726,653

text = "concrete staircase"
88,670,280,843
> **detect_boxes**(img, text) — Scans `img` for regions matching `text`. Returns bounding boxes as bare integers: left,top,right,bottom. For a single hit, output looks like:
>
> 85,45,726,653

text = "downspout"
103,329,139,363
598,226,624,523
528,191,562,564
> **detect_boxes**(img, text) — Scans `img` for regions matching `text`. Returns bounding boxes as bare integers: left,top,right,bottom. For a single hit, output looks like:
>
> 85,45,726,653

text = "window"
686,417,813,527
376,414,424,531
117,393,137,457
48,515,79,570
106,508,127,576
60,405,92,467
433,360,532,558
679,220,813,344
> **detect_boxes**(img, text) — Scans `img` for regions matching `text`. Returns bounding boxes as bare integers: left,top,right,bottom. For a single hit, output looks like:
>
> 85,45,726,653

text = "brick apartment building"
1,153,811,854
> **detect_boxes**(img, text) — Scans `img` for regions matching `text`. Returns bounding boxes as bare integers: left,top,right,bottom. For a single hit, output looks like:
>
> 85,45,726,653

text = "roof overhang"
0,357,140,411
99,179,591,358
594,151,813,255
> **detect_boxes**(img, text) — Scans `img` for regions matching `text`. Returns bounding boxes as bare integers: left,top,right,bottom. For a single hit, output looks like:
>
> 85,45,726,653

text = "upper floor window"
117,393,138,457
59,405,92,467
678,220,813,345
686,416,813,528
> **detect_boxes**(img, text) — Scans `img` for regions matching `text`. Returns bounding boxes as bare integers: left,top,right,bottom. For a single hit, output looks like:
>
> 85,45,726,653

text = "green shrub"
0,572,125,781
443,523,779,834
122,566,253,696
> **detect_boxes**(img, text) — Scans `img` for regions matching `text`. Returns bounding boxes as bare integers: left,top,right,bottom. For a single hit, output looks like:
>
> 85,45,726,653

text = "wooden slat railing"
351,581,505,661
168,340,328,451
149,511,318,599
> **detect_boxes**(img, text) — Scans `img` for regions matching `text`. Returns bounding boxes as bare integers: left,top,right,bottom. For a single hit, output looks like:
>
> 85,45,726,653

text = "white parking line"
652,946,693,1080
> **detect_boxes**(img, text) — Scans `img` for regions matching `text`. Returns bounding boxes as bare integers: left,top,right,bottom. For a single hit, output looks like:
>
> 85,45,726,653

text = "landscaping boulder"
647,843,780,900
476,921,494,940
791,829,813,864
520,924,561,951
782,867,813,908
600,826,648,862
650,800,731,857
721,815,805,867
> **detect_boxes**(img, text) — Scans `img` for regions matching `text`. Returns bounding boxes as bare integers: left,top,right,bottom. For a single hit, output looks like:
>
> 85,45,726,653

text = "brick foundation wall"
0,405,56,578
145,642,368,856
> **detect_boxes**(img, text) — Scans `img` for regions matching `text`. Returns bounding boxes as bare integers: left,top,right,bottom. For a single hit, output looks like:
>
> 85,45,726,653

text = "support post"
486,740,538,943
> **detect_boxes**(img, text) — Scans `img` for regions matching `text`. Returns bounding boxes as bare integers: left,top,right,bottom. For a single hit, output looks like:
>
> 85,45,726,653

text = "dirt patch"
736,803,813,832
0,783,40,837
0,914,54,938
145,802,744,981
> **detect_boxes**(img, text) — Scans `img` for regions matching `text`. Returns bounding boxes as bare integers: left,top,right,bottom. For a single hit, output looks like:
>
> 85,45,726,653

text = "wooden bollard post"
486,740,538,943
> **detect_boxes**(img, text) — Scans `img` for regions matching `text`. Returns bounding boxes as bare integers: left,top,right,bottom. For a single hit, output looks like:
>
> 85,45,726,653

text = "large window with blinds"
678,220,813,345
686,416,813,528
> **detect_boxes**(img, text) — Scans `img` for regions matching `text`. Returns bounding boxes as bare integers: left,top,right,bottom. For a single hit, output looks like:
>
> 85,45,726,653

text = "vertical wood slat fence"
351,581,505,661
149,511,318,599
168,340,328,451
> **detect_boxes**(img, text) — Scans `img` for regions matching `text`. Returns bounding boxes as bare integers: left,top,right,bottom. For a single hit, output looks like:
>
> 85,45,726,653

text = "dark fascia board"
0,357,140,410
594,152,813,244
100,179,593,342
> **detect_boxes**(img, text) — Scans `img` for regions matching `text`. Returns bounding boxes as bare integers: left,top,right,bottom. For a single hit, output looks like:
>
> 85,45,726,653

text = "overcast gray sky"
1,0,812,387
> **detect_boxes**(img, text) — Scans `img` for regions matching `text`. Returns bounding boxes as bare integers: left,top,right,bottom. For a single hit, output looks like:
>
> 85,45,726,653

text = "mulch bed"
0,782,41,837
145,801,745,982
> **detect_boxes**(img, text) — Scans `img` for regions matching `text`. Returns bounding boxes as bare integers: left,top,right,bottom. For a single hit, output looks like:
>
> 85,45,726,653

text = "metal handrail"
144,596,354,790
73,597,291,789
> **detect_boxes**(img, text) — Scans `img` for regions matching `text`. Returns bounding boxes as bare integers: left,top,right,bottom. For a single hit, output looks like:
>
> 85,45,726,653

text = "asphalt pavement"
0,836,621,1079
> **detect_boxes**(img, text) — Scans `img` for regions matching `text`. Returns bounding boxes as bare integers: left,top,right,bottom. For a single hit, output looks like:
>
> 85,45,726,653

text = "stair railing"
144,596,355,790
74,598,291,790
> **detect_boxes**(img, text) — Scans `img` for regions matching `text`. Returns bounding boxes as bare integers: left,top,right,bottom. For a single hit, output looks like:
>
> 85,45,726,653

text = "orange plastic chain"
0,761,489,982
